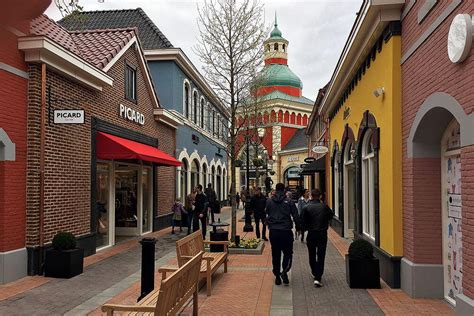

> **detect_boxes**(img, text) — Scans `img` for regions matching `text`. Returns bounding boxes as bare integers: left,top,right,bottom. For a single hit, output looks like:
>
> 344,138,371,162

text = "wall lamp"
373,87,384,98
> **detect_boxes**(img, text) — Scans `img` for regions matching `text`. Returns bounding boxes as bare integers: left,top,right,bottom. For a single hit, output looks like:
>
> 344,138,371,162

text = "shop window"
191,159,200,190
181,159,189,202
184,82,190,119
96,163,111,248
203,163,208,186
125,63,137,102
361,130,375,240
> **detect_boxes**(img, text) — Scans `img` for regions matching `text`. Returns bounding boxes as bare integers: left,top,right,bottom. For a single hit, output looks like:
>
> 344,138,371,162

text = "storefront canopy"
96,132,181,166
300,156,326,175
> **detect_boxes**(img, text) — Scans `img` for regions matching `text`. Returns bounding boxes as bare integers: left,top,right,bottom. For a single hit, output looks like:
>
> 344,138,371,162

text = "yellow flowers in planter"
229,237,261,249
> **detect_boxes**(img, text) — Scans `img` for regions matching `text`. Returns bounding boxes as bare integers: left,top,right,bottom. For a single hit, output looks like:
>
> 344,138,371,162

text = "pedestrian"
240,186,247,209
205,183,217,223
185,189,196,234
266,183,301,285
236,192,241,209
171,198,186,234
193,184,208,239
250,187,268,241
297,189,311,242
300,189,334,287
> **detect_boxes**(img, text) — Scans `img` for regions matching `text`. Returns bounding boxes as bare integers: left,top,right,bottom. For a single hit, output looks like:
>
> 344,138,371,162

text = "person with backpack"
250,187,268,241
266,183,301,286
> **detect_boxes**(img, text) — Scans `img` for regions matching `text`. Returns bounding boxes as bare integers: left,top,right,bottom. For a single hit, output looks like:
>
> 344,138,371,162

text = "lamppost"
243,132,253,232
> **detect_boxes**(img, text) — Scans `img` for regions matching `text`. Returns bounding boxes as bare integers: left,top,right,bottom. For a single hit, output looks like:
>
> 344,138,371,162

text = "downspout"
39,63,46,272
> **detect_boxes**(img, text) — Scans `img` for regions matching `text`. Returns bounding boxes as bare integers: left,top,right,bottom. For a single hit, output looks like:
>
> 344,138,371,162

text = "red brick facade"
0,25,29,253
26,46,176,247
402,0,474,302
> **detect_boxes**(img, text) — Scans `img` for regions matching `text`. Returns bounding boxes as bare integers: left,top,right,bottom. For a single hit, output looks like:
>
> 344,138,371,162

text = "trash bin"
209,229,228,252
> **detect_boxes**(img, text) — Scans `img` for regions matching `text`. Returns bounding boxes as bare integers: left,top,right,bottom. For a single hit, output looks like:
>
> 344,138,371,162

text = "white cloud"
46,0,362,101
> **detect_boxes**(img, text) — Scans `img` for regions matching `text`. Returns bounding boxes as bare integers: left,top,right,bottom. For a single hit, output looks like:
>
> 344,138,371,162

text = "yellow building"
317,1,404,288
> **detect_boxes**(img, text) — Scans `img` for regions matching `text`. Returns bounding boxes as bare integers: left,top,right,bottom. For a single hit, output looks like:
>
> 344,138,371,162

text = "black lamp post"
243,133,253,232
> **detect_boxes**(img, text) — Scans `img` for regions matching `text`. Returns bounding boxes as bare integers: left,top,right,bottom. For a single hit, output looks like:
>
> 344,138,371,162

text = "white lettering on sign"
54,110,85,124
119,104,145,126
287,156,299,162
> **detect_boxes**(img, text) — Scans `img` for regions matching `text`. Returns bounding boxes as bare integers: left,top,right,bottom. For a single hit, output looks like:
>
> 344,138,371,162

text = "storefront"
318,1,403,288
20,16,180,274
401,2,474,312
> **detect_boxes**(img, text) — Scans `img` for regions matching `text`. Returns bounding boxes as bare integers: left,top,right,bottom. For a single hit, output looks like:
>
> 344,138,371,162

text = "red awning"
96,132,181,166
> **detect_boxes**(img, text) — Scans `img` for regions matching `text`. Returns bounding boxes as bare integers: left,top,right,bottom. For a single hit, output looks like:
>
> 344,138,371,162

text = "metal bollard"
138,237,157,301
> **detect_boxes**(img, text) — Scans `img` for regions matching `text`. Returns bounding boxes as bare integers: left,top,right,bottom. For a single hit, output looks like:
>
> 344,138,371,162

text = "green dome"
271,25,282,38
261,64,302,89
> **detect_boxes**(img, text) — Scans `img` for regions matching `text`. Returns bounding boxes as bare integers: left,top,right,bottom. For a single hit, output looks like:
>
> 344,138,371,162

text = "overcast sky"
46,0,362,101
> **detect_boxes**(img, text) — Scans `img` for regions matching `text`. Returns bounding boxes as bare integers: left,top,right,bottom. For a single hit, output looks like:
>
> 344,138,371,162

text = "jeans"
269,229,294,276
186,210,194,234
306,230,328,281
255,217,267,239
192,212,207,239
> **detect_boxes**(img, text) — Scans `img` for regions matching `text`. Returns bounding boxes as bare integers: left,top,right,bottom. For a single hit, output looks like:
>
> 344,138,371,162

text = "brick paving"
0,207,457,315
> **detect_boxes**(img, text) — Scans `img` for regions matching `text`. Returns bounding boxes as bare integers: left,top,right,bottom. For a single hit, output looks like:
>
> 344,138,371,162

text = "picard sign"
54,110,84,124
119,104,145,126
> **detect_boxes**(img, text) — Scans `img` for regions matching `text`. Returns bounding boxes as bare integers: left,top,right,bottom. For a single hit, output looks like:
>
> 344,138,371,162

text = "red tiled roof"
71,28,136,69
29,15,136,70
30,15,80,55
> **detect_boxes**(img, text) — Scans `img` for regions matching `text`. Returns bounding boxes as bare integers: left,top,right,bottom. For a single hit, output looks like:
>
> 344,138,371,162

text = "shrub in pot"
345,238,380,288
44,232,84,278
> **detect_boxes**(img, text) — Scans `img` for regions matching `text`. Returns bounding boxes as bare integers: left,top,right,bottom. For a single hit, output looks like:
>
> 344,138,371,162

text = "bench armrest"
102,304,155,314
158,266,178,280
202,256,215,262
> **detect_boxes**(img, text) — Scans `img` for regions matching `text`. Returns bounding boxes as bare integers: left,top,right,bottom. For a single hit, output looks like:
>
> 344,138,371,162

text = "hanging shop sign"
312,145,329,154
119,104,145,126
448,193,462,219
53,109,85,124
304,157,316,163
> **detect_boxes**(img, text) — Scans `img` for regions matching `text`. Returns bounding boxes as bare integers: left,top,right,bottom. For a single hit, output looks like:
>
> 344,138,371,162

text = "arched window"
290,112,296,124
297,113,302,125
191,159,200,190
211,166,216,189
278,110,283,122
181,159,189,202
212,111,216,135
200,98,205,128
303,115,308,125
193,91,198,123
282,44,286,52
284,111,290,123
333,150,341,218
266,44,270,52
217,166,222,201
217,114,221,138
184,83,190,119
202,163,208,187
274,43,278,51
207,104,212,131
361,130,375,240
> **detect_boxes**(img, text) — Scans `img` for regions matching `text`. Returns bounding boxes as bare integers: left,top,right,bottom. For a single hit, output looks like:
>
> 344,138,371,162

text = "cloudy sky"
46,0,362,101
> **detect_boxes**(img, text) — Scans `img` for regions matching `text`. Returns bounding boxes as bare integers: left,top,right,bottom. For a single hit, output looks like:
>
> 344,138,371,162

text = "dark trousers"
192,213,207,239
269,229,294,276
306,230,328,281
186,210,194,234
255,217,267,239
300,230,306,241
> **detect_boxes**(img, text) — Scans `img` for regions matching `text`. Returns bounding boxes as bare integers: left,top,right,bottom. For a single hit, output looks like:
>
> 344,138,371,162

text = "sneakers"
275,276,282,285
314,280,323,288
281,272,289,285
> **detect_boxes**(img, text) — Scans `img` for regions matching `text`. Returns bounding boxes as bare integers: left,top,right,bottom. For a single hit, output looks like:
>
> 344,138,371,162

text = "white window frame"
183,80,190,119
192,89,198,124
361,130,375,241
200,97,205,129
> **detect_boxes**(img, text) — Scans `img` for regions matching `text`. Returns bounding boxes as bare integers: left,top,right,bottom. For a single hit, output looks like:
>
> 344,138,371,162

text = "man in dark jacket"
266,183,301,285
193,184,208,239
300,189,334,287
250,187,268,240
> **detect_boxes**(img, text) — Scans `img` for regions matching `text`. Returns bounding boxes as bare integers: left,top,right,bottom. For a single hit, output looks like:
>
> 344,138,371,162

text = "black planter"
44,248,84,278
345,255,381,289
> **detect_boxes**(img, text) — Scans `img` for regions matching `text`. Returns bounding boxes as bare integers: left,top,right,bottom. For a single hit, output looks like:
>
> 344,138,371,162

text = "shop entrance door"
115,165,140,238
442,121,462,305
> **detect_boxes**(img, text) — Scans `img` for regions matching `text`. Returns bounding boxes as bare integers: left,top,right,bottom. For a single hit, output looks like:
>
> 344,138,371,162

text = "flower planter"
345,255,381,288
45,248,84,278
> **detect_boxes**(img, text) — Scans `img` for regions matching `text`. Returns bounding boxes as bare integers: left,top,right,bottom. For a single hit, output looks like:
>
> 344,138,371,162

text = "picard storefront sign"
53,110,85,124
119,104,145,125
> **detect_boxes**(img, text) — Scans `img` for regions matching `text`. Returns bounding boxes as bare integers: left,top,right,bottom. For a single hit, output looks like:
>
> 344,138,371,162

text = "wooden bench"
101,251,203,316
159,230,229,296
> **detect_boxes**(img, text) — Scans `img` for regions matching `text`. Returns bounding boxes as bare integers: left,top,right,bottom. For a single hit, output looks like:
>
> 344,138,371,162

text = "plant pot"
345,255,380,289
45,248,84,278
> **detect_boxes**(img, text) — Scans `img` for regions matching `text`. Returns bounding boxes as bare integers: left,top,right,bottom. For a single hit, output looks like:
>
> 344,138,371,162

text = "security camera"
373,87,384,98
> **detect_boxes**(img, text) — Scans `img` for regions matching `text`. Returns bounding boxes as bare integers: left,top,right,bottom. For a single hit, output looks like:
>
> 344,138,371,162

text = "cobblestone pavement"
292,238,384,315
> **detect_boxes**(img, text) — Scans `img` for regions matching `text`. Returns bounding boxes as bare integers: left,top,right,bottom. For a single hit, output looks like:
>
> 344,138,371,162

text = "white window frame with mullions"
361,130,376,241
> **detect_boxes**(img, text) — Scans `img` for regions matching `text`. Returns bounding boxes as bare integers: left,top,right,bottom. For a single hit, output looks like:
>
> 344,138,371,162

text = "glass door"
142,167,153,234
115,165,139,237
96,162,112,249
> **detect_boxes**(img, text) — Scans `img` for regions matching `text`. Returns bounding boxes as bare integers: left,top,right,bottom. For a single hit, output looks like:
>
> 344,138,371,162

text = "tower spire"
274,11,277,27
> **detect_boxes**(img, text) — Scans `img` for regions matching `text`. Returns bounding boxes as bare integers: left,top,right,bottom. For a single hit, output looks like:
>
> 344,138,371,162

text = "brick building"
400,1,474,313
18,15,180,275
0,0,51,284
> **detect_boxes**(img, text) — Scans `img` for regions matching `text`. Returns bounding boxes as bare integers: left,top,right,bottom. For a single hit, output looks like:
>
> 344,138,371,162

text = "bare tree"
195,0,267,240
54,0,84,17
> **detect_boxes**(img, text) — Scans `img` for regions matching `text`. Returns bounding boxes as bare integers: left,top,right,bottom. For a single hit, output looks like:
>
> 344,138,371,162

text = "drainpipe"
39,63,46,273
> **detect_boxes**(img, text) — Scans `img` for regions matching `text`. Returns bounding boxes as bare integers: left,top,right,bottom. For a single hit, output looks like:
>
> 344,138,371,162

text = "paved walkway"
0,207,455,315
